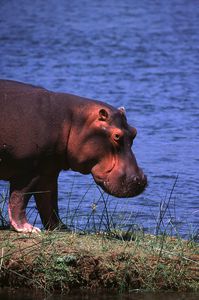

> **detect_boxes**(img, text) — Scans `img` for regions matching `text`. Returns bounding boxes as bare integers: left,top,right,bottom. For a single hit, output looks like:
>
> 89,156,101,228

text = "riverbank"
0,230,198,293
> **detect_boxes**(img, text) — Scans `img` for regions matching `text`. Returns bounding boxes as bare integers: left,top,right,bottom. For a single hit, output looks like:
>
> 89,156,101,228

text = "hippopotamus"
0,80,147,233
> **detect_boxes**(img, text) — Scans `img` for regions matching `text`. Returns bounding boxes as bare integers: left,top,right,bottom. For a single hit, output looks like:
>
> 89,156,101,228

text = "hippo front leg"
34,174,65,230
9,176,41,233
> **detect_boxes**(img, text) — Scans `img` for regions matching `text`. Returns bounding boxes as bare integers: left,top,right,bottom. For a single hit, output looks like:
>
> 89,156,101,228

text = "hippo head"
67,103,147,198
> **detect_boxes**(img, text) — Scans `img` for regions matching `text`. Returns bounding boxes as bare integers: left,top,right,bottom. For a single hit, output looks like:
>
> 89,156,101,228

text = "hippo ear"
118,106,126,116
99,108,109,121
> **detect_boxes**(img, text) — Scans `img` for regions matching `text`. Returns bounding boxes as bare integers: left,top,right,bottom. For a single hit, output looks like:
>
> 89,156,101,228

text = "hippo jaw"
92,168,147,198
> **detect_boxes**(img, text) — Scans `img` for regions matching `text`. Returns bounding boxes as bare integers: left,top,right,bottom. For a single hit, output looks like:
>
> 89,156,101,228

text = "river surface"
0,0,198,239
0,289,199,300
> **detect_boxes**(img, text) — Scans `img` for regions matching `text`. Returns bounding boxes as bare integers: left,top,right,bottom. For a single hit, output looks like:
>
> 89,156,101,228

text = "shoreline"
0,230,198,293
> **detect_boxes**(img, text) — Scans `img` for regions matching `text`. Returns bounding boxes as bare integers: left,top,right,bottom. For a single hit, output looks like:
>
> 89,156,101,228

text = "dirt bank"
0,230,198,293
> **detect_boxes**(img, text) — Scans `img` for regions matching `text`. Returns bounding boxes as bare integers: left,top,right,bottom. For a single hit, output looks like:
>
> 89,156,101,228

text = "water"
0,0,199,238
0,289,199,300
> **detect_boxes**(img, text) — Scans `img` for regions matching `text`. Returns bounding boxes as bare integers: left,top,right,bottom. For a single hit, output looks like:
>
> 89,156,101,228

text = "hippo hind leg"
9,176,41,233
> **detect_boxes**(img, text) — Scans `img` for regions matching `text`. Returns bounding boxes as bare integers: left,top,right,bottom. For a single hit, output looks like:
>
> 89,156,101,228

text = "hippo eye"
112,129,123,144
113,133,123,144
114,134,120,141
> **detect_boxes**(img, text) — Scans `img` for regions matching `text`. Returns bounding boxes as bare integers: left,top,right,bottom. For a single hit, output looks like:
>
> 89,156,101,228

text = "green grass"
0,179,198,293
0,230,198,293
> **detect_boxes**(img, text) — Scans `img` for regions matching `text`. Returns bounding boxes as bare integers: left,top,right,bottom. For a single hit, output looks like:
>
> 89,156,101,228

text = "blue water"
0,0,198,239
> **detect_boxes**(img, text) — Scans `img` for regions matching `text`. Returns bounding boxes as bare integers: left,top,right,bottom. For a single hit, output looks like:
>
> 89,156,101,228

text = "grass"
0,179,198,294
0,230,198,293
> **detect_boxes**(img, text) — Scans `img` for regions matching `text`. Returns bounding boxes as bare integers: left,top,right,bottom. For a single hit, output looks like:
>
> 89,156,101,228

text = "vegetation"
0,230,198,293
0,180,198,294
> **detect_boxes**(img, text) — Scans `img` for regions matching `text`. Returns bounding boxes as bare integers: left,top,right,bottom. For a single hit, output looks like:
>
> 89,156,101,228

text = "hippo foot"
11,222,41,233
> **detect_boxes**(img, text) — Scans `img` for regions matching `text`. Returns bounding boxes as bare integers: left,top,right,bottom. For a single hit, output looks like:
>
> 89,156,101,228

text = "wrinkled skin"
0,80,147,233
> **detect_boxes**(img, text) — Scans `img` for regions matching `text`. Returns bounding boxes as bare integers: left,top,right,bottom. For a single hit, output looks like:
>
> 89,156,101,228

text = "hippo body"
0,80,147,232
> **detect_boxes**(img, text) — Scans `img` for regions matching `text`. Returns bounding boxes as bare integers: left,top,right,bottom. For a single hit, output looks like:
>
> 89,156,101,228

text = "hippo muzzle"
92,166,147,198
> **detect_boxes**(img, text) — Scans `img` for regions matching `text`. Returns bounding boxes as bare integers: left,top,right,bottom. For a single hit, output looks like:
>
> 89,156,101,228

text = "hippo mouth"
92,172,147,198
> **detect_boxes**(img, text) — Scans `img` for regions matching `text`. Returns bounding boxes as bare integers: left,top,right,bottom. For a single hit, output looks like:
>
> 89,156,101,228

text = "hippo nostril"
131,173,147,187
132,175,141,184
